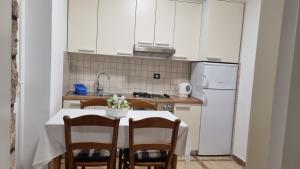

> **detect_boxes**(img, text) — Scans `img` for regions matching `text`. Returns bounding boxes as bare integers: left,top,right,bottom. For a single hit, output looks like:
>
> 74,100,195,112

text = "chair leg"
118,149,123,169
123,161,128,169
81,167,85,169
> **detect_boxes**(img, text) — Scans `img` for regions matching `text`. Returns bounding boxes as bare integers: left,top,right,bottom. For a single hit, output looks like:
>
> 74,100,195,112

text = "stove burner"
133,92,170,99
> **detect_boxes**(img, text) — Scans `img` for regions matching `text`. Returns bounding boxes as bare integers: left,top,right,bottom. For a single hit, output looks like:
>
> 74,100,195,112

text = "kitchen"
7,0,263,168
3,0,300,168
61,0,244,167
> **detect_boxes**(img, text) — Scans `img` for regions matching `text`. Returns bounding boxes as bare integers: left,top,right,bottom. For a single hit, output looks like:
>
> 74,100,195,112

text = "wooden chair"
118,100,157,169
123,117,181,169
129,100,157,110
63,115,120,169
80,98,108,109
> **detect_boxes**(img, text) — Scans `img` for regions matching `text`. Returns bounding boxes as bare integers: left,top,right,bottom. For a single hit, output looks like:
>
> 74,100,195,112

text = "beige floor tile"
197,156,233,161
61,156,242,169
202,160,244,169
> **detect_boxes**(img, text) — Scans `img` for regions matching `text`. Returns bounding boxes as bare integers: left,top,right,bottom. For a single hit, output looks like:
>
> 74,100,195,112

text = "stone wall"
11,0,18,168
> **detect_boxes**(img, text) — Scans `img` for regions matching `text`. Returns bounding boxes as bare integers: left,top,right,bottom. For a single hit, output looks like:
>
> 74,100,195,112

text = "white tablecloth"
32,109,189,169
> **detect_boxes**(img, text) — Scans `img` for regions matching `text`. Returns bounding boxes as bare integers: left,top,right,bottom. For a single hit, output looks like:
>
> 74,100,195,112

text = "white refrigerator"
191,62,238,155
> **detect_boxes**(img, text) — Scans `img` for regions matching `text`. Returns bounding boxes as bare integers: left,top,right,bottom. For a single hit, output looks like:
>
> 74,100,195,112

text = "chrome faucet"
95,72,110,96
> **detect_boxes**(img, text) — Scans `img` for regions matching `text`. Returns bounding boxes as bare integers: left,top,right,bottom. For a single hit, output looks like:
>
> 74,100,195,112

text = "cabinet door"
173,2,203,61
68,0,98,54
200,0,244,63
154,0,175,47
135,0,156,45
174,104,202,151
63,100,81,109
98,0,136,56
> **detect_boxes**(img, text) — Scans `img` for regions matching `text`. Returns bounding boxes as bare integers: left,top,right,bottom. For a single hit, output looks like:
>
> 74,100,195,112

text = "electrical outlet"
153,73,160,79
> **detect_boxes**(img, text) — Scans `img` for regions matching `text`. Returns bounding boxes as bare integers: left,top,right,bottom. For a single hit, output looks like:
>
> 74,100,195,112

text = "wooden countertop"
63,91,203,105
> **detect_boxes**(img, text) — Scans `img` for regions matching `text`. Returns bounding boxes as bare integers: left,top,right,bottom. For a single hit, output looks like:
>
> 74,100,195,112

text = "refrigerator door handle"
203,91,208,105
202,75,209,88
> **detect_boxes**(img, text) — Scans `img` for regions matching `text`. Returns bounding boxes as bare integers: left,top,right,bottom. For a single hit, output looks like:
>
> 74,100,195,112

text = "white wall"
268,0,299,168
281,8,300,167
21,0,52,168
232,0,261,161
50,0,68,117
245,0,292,168
19,0,68,167
0,0,11,168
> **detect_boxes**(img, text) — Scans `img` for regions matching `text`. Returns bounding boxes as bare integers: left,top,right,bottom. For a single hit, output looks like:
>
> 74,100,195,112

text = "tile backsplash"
67,53,191,95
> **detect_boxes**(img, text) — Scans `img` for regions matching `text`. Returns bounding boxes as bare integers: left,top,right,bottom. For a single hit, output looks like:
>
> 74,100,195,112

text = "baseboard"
232,154,246,167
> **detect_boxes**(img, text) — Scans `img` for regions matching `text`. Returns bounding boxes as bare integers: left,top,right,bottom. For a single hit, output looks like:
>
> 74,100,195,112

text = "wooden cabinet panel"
68,0,98,54
174,104,202,151
200,0,244,63
63,100,81,109
98,0,136,56
155,0,176,47
173,2,203,61
135,0,156,45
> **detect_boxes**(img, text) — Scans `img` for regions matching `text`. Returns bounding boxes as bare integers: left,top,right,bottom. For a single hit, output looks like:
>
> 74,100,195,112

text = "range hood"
133,44,176,58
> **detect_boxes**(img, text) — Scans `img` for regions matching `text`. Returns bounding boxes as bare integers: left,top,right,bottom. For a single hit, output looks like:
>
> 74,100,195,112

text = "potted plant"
106,95,130,118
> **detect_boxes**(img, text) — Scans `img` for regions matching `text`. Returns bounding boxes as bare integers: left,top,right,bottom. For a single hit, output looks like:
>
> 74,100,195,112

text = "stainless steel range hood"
133,44,176,58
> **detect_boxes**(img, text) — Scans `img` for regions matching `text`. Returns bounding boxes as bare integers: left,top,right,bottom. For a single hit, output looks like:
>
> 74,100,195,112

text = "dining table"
32,109,190,169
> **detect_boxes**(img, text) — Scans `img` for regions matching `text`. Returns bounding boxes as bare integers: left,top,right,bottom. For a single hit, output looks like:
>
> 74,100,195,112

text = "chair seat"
74,149,110,162
124,149,168,162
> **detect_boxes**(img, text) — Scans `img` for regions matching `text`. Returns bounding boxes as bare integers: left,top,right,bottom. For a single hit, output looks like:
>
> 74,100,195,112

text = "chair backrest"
63,115,119,169
129,100,157,110
129,117,181,169
80,98,108,109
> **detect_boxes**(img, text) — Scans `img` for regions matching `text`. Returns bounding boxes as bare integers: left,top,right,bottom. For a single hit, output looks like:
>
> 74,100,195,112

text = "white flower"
112,95,118,101
107,95,130,110
120,96,125,101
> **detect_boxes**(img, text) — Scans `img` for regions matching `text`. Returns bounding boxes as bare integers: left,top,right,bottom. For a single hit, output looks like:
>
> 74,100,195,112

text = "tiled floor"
61,156,245,169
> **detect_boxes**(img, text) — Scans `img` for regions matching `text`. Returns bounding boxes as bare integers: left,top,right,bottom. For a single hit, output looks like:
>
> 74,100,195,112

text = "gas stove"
132,92,170,99
132,92,174,112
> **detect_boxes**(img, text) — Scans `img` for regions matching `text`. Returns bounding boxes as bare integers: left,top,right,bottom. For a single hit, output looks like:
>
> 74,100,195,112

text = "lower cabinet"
63,100,107,109
63,100,81,109
174,104,202,152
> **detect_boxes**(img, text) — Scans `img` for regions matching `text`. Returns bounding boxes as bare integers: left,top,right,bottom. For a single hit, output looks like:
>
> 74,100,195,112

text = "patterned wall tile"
67,53,192,95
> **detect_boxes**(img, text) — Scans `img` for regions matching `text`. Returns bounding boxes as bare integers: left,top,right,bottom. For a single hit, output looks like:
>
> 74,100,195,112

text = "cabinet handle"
202,75,209,88
172,56,188,60
117,52,132,56
175,106,191,111
169,0,202,4
137,42,153,46
154,43,170,47
78,49,95,54
206,57,222,62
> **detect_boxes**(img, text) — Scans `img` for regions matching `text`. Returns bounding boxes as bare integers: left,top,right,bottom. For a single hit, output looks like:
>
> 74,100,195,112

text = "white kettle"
177,82,192,97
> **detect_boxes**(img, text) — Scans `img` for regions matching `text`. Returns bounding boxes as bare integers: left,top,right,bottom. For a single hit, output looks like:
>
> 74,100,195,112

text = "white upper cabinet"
173,2,203,61
199,0,245,63
68,0,98,54
135,0,157,45
135,0,175,47
97,0,136,56
154,0,175,47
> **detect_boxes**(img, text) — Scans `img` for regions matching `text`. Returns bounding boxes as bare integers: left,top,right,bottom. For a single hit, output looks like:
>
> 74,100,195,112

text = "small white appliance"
191,62,238,155
177,82,192,97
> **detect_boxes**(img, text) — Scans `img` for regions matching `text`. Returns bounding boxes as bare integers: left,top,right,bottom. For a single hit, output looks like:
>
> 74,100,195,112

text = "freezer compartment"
198,89,236,155
203,63,238,90
191,62,238,100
